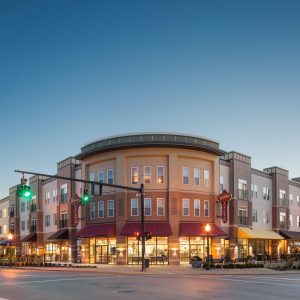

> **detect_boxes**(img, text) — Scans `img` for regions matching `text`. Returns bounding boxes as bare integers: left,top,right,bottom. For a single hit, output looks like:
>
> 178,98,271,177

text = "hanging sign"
218,189,232,223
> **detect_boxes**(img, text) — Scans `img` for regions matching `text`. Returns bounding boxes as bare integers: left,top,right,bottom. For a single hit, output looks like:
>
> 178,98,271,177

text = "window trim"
107,200,114,217
194,199,200,217
157,198,165,216
157,166,165,184
98,200,104,218
131,166,139,184
182,167,189,185
144,198,152,216
144,166,151,184
90,203,95,219
182,198,190,216
204,200,209,217
131,198,139,216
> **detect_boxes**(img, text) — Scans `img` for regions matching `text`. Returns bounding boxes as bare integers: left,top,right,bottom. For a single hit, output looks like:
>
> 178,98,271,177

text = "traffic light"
134,231,141,241
16,177,33,200
145,232,152,240
82,186,90,203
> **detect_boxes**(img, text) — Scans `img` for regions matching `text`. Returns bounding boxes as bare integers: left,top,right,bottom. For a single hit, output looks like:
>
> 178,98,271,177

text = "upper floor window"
90,203,95,219
290,194,293,206
194,199,200,217
21,221,25,231
194,168,200,186
290,215,293,227
45,215,50,227
131,167,139,184
297,216,300,228
107,169,114,185
182,167,189,185
251,184,258,198
131,198,139,216
157,198,165,216
263,187,270,200
98,171,105,184
53,189,57,202
98,201,104,218
60,185,68,203
252,209,258,222
204,170,210,187
144,198,151,216
157,166,165,184
279,190,286,199
182,199,190,216
3,224,7,234
220,176,224,192
3,208,7,218
144,166,151,184
204,200,209,217
20,202,25,212
297,196,300,207
0,209,2,219
107,200,114,217
45,192,51,205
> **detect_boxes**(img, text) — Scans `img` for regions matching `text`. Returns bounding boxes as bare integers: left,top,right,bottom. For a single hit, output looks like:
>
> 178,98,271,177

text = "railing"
9,211,14,218
31,225,36,233
237,189,248,200
238,216,248,227
279,221,286,228
263,194,270,200
31,204,37,212
279,198,288,207
60,193,68,203
60,219,68,228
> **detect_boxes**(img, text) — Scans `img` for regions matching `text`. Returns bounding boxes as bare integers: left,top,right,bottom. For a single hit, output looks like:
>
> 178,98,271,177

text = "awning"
75,224,116,238
279,230,300,240
20,232,37,243
238,228,283,239
0,239,8,245
179,223,227,237
48,229,69,240
120,222,172,236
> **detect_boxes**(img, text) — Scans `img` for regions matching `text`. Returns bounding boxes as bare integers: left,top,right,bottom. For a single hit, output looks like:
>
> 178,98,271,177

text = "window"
0,226,2,234
53,213,57,226
131,167,139,184
238,208,247,226
90,203,95,219
107,169,114,184
194,199,200,217
220,176,224,192
45,215,50,227
157,166,164,184
108,200,114,217
204,200,209,217
254,185,257,198
182,199,189,216
44,192,50,205
3,208,7,218
263,187,270,200
144,166,151,184
280,212,286,227
53,189,57,202
60,212,68,228
144,198,151,216
21,221,25,231
98,171,105,184
298,196,300,207
0,209,2,219
182,167,189,185
3,224,7,234
290,215,293,227
266,212,270,224
60,185,68,203
297,216,300,228
157,198,165,216
252,209,258,222
194,168,200,186
204,170,210,187
290,194,293,206
21,202,25,212
98,201,104,218
131,198,138,216
279,190,286,199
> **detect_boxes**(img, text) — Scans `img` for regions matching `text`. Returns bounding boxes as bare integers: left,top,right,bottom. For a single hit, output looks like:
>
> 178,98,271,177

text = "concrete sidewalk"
6,264,300,276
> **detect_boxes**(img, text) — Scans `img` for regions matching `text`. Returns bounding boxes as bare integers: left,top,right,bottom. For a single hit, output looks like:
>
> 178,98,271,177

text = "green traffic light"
17,184,33,200
82,191,90,202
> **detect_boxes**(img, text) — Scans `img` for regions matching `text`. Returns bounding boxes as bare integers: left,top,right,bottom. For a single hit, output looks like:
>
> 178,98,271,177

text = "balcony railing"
31,225,36,233
279,198,288,207
9,211,14,218
279,221,286,228
238,216,248,227
60,219,68,228
237,189,248,200
60,193,68,203
31,204,37,212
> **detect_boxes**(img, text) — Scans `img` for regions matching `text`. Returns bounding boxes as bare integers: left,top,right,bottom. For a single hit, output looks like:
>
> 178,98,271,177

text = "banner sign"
218,189,232,223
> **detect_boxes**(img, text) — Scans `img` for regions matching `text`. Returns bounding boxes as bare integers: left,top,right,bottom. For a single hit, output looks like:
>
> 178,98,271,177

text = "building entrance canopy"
75,224,116,238
179,223,227,237
238,228,283,239
120,222,172,236
48,229,69,240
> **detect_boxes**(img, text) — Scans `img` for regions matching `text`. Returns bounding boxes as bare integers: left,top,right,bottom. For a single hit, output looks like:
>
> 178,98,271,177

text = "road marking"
0,275,138,286
219,277,300,287
233,275,300,281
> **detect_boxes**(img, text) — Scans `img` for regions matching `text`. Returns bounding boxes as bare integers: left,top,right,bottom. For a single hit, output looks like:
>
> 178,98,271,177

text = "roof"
120,222,173,236
76,132,226,160
75,224,116,238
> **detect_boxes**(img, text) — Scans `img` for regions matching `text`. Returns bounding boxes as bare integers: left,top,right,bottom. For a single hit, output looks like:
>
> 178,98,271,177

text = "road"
0,268,300,300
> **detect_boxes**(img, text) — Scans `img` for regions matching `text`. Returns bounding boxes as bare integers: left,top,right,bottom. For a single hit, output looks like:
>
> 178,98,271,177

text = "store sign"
69,194,81,226
218,189,232,223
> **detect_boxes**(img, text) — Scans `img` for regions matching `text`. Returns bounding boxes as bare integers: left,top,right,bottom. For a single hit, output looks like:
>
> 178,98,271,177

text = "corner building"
75,133,227,265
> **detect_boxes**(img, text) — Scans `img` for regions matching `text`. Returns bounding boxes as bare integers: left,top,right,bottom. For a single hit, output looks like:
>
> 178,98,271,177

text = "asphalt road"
0,268,300,300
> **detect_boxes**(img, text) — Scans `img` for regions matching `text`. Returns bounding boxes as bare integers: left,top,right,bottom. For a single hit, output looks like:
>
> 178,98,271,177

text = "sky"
0,0,299,198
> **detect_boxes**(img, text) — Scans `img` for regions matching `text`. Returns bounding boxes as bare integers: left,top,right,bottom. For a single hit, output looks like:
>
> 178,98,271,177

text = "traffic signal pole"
15,169,147,272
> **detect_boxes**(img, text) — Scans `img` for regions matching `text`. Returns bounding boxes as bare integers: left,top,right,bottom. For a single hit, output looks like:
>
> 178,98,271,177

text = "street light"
8,233,14,267
205,224,211,270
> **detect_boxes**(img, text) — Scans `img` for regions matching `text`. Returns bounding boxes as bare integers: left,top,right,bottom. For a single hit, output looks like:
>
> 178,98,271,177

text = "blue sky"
0,0,299,198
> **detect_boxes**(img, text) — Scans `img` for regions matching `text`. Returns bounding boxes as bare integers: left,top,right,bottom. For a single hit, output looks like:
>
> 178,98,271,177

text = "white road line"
219,277,300,287
0,275,136,286
233,275,300,281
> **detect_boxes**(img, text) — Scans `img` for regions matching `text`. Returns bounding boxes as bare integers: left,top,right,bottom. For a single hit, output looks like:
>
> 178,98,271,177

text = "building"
2,132,300,265
0,196,9,254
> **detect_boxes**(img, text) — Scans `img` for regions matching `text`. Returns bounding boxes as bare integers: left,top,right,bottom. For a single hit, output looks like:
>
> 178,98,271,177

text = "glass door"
95,245,108,264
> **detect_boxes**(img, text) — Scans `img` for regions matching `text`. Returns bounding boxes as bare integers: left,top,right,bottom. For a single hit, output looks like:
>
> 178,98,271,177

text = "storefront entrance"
95,245,108,264
89,237,116,264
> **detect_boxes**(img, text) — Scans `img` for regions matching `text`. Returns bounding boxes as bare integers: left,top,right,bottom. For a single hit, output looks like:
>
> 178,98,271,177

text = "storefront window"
127,237,168,265
89,238,116,264
45,242,59,262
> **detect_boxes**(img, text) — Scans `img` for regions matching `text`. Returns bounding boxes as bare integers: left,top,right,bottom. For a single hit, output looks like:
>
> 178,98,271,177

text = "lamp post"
205,224,211,270
8,233,14,267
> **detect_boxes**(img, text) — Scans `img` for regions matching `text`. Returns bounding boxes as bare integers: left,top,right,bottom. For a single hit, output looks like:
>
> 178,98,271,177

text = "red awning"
179,223,227,237
120,222,172,236
75,224,116,238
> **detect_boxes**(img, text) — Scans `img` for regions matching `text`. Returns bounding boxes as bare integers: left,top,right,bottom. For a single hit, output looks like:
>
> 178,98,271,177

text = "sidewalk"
8,264,300,276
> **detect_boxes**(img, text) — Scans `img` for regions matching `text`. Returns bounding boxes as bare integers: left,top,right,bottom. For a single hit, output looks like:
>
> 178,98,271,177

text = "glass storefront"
89,238,116,264
127,237,168,265
22,242,37,255
44,242,59,262
179,237,229,264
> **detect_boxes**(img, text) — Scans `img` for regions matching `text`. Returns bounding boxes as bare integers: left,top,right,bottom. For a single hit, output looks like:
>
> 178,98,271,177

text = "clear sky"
0,0,299,198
